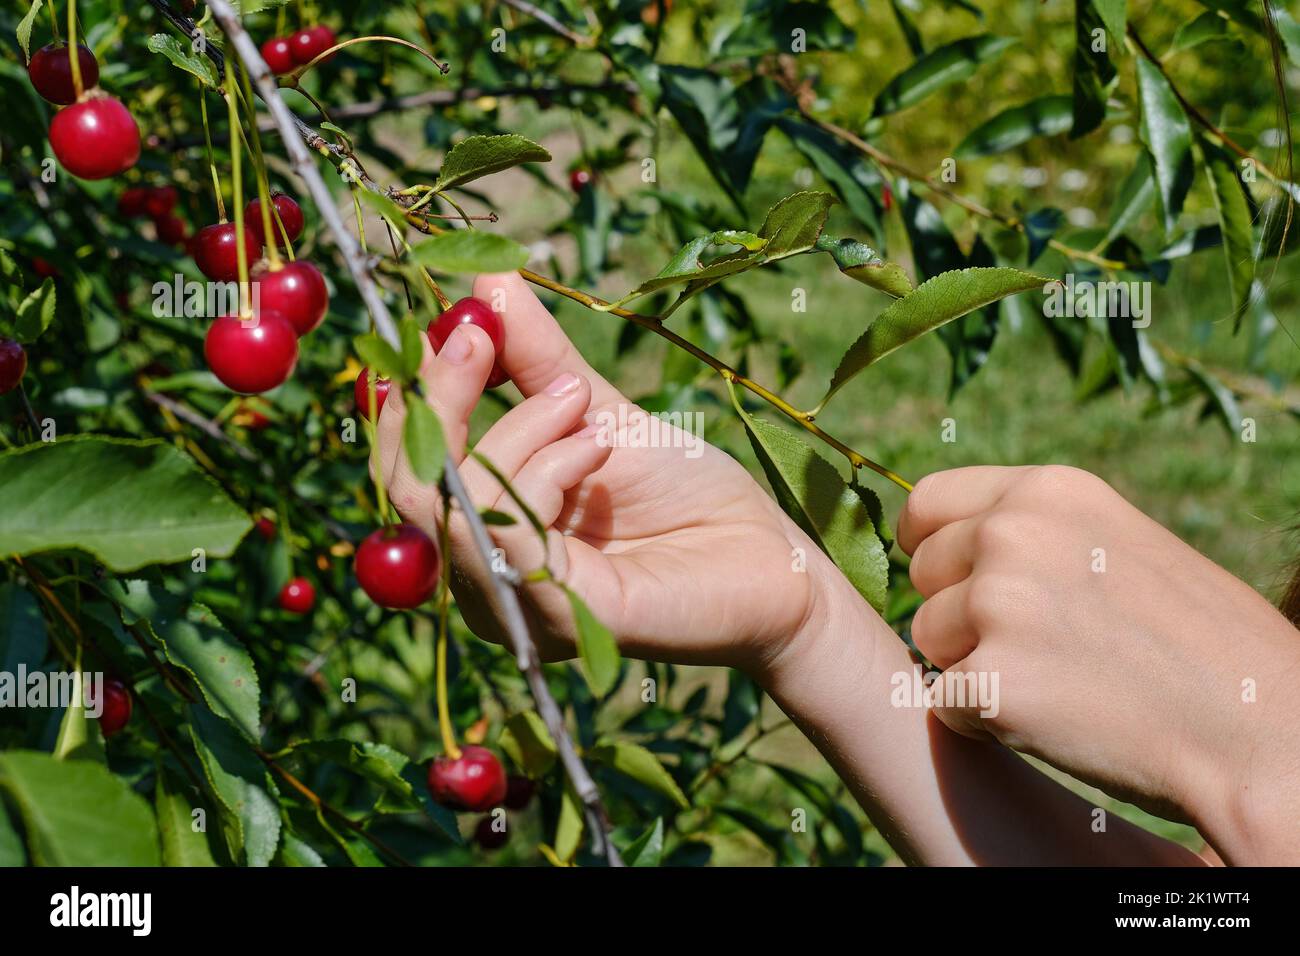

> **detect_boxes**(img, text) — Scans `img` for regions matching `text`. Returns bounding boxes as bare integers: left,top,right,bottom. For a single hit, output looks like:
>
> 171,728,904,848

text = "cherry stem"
435,499,461,760
381,212,450,310
225,54,252,315
66,0,83,99
286,35,450,83
199,86,227,221
237,67,282,269
47,0,60,42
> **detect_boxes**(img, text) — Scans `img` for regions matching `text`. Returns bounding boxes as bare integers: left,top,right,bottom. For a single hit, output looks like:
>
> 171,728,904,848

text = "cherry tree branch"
500,0,595,47
200,0,622,867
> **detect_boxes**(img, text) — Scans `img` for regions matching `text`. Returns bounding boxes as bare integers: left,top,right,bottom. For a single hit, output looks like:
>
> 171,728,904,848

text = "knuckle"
965,574,1013,632
973,511,1027,553
1023,464,1103,500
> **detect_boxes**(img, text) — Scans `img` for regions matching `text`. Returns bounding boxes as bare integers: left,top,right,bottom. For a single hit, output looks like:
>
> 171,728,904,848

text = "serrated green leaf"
622,817,664,866
498,710,557,778
1200,135,1254,327
403,398,446,485
0,437,251,572
156,771,217,866
407,230,530,273
353,333,405,381
1136,56,1194,234
872,35,1016,115
189,704,280,867
956,95,1074,158
146,33,219,88
565,587,621,698
613,230,766,304
15,277,56,344
433,134,551,192
16,1,43,62
589,740,689,809
815,235,912,297
757,190,838,259
0,750,160,866
824,267,1048,403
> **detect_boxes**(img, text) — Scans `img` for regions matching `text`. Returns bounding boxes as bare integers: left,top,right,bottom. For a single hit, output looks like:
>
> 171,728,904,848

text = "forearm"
753,573,1203,866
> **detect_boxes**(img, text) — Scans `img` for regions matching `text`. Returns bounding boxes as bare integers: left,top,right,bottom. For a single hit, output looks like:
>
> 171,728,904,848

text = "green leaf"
1091,0,1126,41
1072,0,1117,138
621,817,664,866
1170,11,1233,53
1101,153,1156,246
716,2,855,56
956,96,1074,158
0,437,251,572
777,118,883,237
433,134,551,192
0,582,47,672
554,785,584,863
1200,135,1254,327
156,771,217,866
498,710,557,778
16,1,43,61
14,277,56,344
1185,361,1242,435
1024,208,1066,263
815,235,912,298
757,190,838,260
721,669,761,745
189,705,280,867
277,832,327,866
403,399,446,485
764,761,864,862
357,189,410,228
0,750,160,866
52,671,105,764
735,411,888,612
407,230,530,273
613,230,767,304
1136,56,1194,234
0,798,24,866
353,333,405,381
146,33,219,88
825,267,1047,403
589,740,689,809
566,587,621,698
872,35,1016,115
398,317,425,379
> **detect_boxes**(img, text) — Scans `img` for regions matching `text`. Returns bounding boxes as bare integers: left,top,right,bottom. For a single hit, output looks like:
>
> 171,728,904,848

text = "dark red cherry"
290,25,337,65
255,516,277,539
278,576,316,614
255,260,327,335
503,774,536,810
31,257,59,278
0,339,27,395
97,678,132,737
154,213,188,246
49,94,141,180
144,185,178,218
569,168,593,192
427,297,508,388
354,524,440,609
28,42,99,105
354,368,391,420
261,37,296,75
427,746,508,812
192,222,262,282
245,193,304,248
474,815,509,850
882,183,894,213
118,186,149,218
204,311,299,393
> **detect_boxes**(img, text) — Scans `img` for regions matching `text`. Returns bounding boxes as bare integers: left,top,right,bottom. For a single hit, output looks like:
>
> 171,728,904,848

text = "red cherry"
144,185,178,218
97,678,132,737
474,815,509,850
882,183,894,213
118,186,149,218
255,516,277,539
245,193,304,248
428,746,508,812
569,168,593,193
427,297,508,388
0,339,27,395
192,222,262,282
204,311,299,394
27,43,99,105
354,368,391,420
49,94,141,180
31,257,60,278
290,25,337,65
354,524,440,609
255,260,328,336
278,576,316,614
503,774,536,810
261,37,296,75
154,213,188,246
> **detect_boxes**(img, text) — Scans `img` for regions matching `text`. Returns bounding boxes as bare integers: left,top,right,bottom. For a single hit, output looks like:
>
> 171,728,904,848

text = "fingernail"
576,423,601,439
441,326,473,365
546,372,580,396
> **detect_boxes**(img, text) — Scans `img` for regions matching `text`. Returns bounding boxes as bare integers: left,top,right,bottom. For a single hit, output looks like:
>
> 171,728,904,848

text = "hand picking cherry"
354,368,391,420
427,297,509,388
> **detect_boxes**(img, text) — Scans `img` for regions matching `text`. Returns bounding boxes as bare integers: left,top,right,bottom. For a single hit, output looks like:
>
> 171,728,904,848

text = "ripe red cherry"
255,260,328,335
118,186,149,218
204,311,299,393
278,577,316,614
192,222,262,282
261,37,296,75
882,183,894,213
0,339,27,395
427,297,508,388
31,257,59,278
474,815,508,850
290,25,337,65
154,214,188,246
569,168,593,192
49,94,141,180
255,516,277,539
98,678,132,737
144,185,178,218
354,368,391,420
28,43,99,105
245,193,304,247
428,746,508,812
503,774,536,810
354,524,440,609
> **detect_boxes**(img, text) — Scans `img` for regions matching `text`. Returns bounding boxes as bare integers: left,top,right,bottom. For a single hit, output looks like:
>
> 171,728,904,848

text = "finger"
909,580,979,670
897,466,1032,556
473,271,624,407
908,517,977,598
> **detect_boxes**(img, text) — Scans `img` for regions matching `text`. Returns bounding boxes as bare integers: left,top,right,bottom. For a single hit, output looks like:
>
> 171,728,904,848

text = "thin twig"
500,0,595,47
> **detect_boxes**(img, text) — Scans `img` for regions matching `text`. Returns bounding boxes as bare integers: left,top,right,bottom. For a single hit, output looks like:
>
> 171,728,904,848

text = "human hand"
373,271,839,673
899,465,1300,863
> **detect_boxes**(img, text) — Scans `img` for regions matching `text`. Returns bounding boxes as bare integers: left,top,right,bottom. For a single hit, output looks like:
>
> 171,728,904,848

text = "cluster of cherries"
119,185,189,248
429,745,536,850
261,24,337,75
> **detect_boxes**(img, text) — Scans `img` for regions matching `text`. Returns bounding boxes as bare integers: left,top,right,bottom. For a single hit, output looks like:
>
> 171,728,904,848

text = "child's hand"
372,272,838,673
899,465,1300,863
